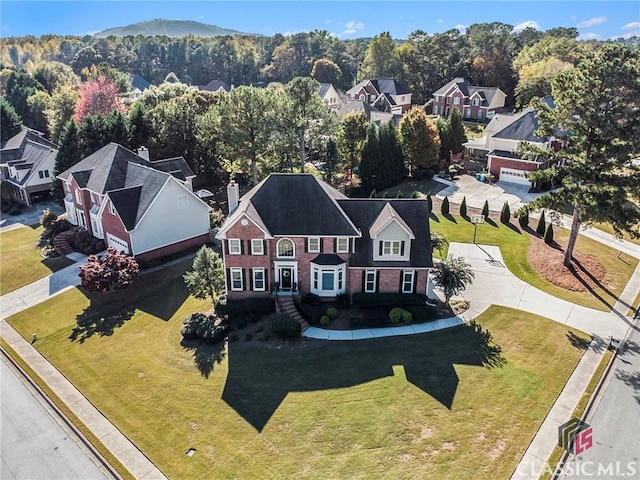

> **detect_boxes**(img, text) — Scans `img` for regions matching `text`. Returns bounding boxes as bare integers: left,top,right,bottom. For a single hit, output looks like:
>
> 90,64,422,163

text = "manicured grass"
592,222,640,246
8,267,591,479
540,349,613,480
430,215,638,311
0,225,74,295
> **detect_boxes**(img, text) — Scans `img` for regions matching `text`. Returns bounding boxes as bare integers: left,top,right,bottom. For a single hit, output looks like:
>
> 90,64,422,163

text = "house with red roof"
57,143,211,261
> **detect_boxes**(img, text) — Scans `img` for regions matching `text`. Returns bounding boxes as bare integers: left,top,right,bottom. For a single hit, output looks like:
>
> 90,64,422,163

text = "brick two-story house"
346,78,412,114
57,143,211,261
432,77,506,121
215,174,433,300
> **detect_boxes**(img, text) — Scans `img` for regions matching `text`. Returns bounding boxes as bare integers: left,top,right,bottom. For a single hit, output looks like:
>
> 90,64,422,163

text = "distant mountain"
94,18,253,38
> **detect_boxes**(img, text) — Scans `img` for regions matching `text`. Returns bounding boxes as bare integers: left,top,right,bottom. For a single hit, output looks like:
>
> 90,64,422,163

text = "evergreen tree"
377,120,405,189
447,107,468,155
441,196,450,216
460,196,468,219
336,112,368,180
518,211,529,229
78,115,107,157
359,124,381,194
482,200,490,218
544,224,555,245
323,138,339,184
0,97,22,142
500,201,511,224
536,210,547,235
399,106,440,174
5,69,45,123
104,110,129,147
183,246,226,310
127,102,151,150
51,120,82,203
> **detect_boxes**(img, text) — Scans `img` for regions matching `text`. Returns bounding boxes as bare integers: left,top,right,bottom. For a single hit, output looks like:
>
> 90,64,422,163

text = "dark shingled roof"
151,157,194,180
200,79,230,92
311,254,346,266
1,129,58,163
247,174,359,236
318,83,332,98
493,109,546,143
347,77,410,96
108,185,142,230
130,75,151,92
337,199,432,268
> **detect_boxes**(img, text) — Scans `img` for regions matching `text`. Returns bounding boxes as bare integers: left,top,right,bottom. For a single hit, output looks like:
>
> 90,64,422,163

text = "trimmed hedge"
352,293,429,307
181,313,228,344
226,298,275,317
271,314,301,338
406,305,438,322
389,307,413,324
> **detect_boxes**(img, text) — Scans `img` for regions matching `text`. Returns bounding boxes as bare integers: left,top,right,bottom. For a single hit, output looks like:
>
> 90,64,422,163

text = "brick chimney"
137,146,150,161
227,180,239,214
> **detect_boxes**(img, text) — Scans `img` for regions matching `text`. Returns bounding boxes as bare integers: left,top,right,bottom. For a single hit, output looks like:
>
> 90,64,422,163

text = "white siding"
372,221,411,261
129,179,210,255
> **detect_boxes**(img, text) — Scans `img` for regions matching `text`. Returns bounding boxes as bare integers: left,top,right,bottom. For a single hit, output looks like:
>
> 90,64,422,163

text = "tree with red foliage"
73,75,123,123
79,247,140,294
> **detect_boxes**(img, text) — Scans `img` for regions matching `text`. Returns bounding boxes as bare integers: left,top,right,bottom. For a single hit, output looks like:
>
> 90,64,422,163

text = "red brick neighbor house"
0,129,59,206
215,174,433,301
432,77,506,121
57,143,211,261
346,78,412,114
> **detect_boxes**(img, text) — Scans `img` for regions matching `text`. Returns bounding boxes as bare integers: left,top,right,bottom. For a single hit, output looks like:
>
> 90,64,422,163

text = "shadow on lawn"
222,320,506,432
181,339,226,379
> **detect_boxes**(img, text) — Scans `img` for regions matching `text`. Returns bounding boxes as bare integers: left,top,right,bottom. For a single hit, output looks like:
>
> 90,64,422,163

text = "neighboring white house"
318,83,344,110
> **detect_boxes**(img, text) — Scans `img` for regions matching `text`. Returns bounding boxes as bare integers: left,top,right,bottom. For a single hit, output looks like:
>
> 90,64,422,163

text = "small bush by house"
181,313,228,344
271,314,301,338
352,293,429,308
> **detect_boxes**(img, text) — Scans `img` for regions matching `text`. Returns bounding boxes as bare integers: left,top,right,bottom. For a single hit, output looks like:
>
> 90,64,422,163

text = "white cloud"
578,32,601,40
341,20,364,36
513,20,540,33
571,16,577,21
623,22,640,30
455,24,467,32
577,17,607,28
437,19,444,24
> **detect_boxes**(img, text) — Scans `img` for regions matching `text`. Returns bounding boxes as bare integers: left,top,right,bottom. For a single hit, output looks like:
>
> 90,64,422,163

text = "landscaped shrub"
389,307,413,324
352,293,429,308
536,210,547,235
257,331,268,341
481,200,490,218
441,196,450,215
336,293,350,308
40,209,57,230
304,293,321,306
544,224,554,245
271,314,301,338
68,230,105,255
326,307,338,319
459,196,467,218
320,315,330,326
406,306,438,322
208,208,226,229
181,313,228,344
226,298,274,317
500,201,511,224
518,211,529,229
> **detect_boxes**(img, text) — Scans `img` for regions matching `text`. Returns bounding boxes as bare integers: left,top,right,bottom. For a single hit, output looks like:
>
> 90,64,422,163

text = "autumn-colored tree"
310,58,342,86
73,75,123,123
79,247,140,294
399,106,440,174
360,32,401,79
336,111,368,179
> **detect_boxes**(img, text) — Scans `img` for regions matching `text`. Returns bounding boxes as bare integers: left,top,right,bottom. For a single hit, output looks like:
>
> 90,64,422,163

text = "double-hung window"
336,238,349,253
252,268,265,291
402,271,415,293
365,270,377,293
382,240,401,256
228,239,241,255
308,237,320,253
230,268,243,291
251,239,264,255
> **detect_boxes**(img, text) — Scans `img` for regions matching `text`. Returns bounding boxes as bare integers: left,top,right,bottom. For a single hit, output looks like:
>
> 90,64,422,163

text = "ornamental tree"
183,246,226,310
73,75,123,123
431,256,475,304
399,105,440,173
79,247,140,294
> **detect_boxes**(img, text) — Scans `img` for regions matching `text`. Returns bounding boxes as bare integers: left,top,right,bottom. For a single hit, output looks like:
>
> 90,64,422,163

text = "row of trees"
3,24,630,107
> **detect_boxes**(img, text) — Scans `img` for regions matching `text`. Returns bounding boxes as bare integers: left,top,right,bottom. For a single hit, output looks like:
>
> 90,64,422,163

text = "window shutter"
250,269,254,290
304,239,308,253
224,241,228,255
265,269,269,291
263,240,266,255
400,241,405,256
375,270,380,293
334,238,337,253
226,268,231,290
361,271,365,292
399,271,404,293
242,268,246,291
413,271,418,293
320,238,324,253
378,241,383,256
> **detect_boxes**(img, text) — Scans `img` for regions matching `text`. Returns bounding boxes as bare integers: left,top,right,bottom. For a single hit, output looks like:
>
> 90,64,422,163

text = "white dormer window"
336,238,349,253
251,239,264,255
75,189,82,205
177,195,188,208
382,240,402,256
228,239,241,255
308,237,320,253
454,97,460,105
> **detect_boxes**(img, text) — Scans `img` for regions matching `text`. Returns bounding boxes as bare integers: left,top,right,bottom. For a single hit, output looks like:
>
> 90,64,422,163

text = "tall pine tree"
1,97,22,142
51,120,81,203
359,124,381,195
378,120,405,189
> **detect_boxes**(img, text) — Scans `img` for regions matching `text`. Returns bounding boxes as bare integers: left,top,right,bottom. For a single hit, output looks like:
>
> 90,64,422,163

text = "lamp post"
471,214,485,244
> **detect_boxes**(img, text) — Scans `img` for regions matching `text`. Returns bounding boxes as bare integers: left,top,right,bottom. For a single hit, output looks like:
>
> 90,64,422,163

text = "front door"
280,267,293,289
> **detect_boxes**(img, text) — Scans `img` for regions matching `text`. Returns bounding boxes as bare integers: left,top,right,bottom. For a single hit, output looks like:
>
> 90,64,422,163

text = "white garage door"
106,233,130,254
499,167,532,187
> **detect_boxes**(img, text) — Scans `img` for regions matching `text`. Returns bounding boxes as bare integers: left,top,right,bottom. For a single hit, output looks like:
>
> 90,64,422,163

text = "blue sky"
1,1,639,40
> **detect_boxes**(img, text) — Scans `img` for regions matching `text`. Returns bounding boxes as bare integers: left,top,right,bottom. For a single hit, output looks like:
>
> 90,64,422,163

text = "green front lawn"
8,266,591,479
381,178,446,198
0,225,75,295
592,222,640,246
431,215,638,311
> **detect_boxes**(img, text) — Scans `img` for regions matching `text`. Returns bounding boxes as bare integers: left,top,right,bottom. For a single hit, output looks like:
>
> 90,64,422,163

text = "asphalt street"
0,356,111,480
562,325,640,479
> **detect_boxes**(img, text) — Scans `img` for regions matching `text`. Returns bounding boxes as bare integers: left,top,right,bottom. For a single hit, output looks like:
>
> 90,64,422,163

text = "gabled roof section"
337,199,432,268
129,75,151,92
372,78,410,96
1,129,58,163
57,143,152,193
338,100,376,120
108,185,142,230
346,79,375,96
368,203,415,239
318,83,332,98
493,108,547,143
200,79,230,92
151,157,194,180
248,174,360,236
434,77,467,96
